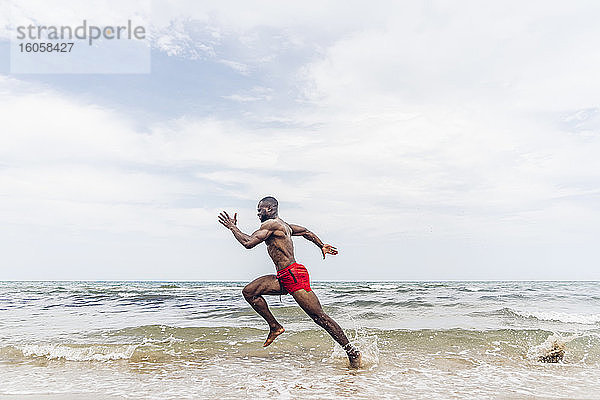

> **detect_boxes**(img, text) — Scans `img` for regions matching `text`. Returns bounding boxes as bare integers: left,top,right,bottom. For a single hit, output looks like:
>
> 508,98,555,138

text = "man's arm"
218,211,272,249
289,223,338,259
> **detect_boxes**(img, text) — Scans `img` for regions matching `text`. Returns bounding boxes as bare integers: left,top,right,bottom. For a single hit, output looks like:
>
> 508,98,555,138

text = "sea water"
0,281,599,399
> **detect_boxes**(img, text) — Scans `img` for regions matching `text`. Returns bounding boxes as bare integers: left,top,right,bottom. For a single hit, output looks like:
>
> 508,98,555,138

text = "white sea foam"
207,286,244,292
18,343,138,361
510,309,600,325
463,286,485,292
370,284,397,290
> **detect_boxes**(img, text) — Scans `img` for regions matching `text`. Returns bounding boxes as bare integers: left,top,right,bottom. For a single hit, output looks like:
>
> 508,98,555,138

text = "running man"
218,196,361,368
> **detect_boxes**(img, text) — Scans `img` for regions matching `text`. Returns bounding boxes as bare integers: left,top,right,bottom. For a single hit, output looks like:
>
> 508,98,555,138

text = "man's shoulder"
260,219,280,229
260,218,287,231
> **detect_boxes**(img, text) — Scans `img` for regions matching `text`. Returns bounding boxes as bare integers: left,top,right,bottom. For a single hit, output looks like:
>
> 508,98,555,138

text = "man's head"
257,196,278,222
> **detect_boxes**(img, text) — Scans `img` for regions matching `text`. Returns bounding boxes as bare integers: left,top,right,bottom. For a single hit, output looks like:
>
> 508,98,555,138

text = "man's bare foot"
263,326,285,347
348,351,362,368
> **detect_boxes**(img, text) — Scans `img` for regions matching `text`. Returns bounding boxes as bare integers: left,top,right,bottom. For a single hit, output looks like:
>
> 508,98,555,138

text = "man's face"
257,201,272,222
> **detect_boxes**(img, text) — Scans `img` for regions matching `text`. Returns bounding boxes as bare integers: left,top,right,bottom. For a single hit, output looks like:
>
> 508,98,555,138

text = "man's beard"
260,214,274,222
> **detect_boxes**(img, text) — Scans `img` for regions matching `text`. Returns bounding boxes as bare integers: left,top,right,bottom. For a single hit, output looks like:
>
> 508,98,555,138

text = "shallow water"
0,281,599,399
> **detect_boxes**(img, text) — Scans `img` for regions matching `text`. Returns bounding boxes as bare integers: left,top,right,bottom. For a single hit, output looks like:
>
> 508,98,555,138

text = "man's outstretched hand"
218,211,237,229
321,244,338,259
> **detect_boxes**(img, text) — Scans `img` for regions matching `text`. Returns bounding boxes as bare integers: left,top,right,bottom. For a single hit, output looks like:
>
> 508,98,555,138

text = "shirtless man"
218,196,361,368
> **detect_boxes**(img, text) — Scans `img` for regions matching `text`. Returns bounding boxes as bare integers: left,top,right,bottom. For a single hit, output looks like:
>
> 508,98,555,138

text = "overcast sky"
1,1,599,280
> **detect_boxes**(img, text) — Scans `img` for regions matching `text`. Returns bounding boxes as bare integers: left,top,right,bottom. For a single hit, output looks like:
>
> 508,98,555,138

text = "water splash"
329,315,379,369
527,333,580,363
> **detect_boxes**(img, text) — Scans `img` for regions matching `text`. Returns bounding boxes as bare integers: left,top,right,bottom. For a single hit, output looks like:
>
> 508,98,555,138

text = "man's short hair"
259,196,278,209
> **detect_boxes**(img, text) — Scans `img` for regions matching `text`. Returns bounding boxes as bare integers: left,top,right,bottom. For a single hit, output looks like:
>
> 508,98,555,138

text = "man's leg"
242,275,287,347
291,289,361,368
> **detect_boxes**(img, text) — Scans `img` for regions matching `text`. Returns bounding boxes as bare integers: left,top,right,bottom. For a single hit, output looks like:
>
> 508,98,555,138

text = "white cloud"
297,2,600,112
218,59,250,75
3,70,599,243
0,77,209,236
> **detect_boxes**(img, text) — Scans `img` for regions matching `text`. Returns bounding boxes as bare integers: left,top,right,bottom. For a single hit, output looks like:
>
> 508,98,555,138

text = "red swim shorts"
277,262,312,293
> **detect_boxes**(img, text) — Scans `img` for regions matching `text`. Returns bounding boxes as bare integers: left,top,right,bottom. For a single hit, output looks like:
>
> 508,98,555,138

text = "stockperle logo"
15,19,146,46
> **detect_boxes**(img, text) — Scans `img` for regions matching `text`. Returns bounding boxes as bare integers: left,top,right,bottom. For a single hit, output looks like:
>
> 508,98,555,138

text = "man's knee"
242,285,257,301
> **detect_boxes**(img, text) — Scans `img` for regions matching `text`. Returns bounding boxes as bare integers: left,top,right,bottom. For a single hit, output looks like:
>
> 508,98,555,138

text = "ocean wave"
475,308,600,325
330,299,435,308
478,294,528,300
2,326,599,366
508,309,600,325
2,343,138,362
458,286,486,292
368,284,398,290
